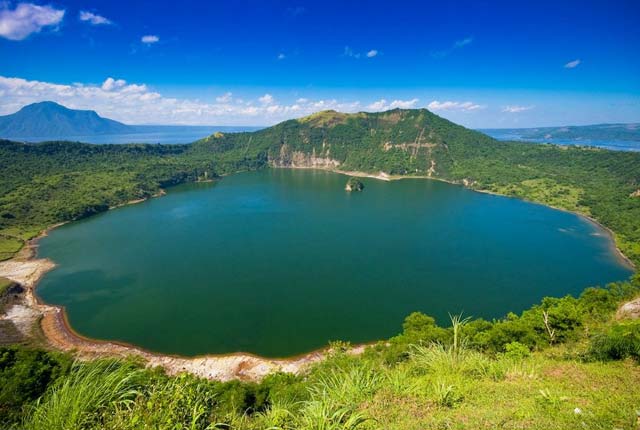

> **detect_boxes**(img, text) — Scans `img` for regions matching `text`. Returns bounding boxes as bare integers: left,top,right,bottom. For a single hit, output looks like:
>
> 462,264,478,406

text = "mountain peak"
0,102,130,138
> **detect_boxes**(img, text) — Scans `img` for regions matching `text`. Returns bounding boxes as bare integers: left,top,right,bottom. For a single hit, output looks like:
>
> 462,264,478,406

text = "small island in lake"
345,177,364,192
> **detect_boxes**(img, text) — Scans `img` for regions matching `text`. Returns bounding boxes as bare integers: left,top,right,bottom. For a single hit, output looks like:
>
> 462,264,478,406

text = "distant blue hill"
481,123,640,152
481,123,640,142
0,101,132,138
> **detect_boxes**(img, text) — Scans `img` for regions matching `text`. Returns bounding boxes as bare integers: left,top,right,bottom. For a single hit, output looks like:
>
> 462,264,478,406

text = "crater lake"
36,169,634,357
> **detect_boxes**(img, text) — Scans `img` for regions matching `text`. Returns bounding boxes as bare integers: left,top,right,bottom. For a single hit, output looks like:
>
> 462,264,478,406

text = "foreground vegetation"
1,275,639,429
1,108,639,265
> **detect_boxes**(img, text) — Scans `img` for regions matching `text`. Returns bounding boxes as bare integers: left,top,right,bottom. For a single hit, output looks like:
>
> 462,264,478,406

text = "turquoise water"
37,169,633,357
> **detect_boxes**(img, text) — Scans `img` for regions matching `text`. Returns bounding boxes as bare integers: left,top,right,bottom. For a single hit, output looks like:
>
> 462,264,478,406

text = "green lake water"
36,169,633,357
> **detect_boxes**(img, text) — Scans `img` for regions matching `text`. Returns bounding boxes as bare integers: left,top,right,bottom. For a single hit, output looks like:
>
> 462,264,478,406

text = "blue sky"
0,0,639,126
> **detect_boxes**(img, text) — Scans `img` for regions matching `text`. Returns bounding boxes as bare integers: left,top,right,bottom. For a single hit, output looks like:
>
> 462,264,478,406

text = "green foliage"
0,276,14,297
382,312,451,364
588,320,640,362
345,177,364,191
0,347,71,426
429,380,463,408
24,360,142,430
504,341,531,360
102,372,215,430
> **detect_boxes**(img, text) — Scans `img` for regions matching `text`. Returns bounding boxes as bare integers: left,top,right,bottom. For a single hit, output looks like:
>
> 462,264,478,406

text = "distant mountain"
0,101,132,138
481,123,640,142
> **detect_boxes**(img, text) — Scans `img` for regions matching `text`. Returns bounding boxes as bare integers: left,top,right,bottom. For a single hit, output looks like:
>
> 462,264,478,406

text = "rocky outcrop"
617,298,640,319
630,189,640,198
345,178,364,192
269,145,340,169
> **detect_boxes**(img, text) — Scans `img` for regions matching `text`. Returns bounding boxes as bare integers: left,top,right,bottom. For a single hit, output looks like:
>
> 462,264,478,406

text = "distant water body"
37,169,633,357
480,129,640,152
11,125,639,151
9,125,263,144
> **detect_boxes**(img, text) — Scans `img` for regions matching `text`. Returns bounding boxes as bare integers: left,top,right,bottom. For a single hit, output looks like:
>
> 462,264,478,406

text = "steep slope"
192,108,498,177
0,101,132,138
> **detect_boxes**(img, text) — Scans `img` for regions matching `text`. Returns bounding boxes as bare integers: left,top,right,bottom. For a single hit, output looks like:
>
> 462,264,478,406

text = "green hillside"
2,108,639,264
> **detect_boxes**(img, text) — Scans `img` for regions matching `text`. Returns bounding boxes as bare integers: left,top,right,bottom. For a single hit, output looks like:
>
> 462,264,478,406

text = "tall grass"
296,400,369,430
295,365,379,430
102,373,215,430
449,313,471,356
308,365,382,408
24,360,141,430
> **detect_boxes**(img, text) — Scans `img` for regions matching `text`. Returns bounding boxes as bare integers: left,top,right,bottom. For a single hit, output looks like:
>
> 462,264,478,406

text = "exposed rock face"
617,298,640,319
630,189,640,198
269,145,340,169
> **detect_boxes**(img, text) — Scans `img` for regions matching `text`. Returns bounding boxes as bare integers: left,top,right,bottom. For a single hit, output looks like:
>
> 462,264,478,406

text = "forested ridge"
1,108,639,265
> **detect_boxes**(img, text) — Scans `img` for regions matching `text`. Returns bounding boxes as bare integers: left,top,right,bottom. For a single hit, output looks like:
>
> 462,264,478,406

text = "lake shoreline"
0,193,369,381
0,166,635,381
281,165,635,270
0,234,362,381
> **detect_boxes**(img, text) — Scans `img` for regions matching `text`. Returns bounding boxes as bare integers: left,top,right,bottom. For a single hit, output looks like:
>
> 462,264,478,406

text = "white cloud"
215,92,233,103
277,53,286,60
367,98,419,111
431,36,473,58
79,11,111,25
259,94,274,105
564,59,581,68
0,75,369,125
367,99,387,111
427,100,484,111
344,46,379,59
101,77,127,91
502,105,534,113
454,37,473,48
0,2,65,41
141,34,159,44
343,45,360,59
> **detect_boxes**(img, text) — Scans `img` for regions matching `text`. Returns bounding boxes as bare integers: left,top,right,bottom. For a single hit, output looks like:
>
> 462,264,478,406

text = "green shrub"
504,341,531,360
102,372,215,430
430,380,463,408
588,320,640,362
0,347,71,426
383,312,451,364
